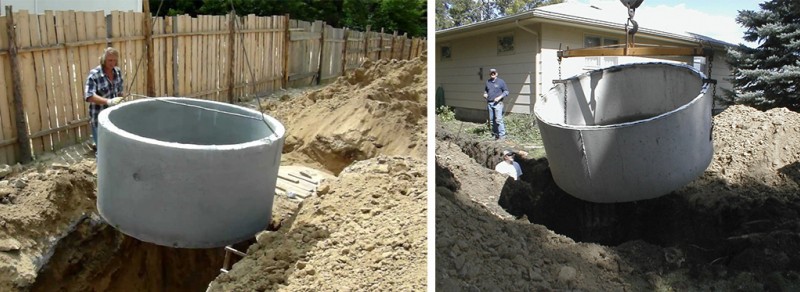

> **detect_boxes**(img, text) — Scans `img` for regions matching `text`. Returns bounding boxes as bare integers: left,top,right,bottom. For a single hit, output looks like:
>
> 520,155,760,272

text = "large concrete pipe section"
534,63,713,203
97,98,285,248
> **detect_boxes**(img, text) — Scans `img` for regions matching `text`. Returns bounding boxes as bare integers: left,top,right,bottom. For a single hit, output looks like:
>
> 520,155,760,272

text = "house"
436,1,735,122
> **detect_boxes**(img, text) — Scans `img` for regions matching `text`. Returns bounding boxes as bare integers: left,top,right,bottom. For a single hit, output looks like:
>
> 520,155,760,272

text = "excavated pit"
457,145,800,272
436,106,800,275
25,177,241,291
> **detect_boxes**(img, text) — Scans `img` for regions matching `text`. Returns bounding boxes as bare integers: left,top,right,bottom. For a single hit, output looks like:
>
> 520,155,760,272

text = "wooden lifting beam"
558,44,713,59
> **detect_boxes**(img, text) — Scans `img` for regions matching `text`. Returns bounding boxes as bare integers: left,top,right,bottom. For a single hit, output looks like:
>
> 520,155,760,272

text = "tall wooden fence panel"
0,9,425,165
231,14,284,101
344,30,364,72
287,20,322,87
320,25,344,83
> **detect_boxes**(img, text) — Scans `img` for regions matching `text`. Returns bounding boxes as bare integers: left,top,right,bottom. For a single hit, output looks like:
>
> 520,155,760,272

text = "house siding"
437,21,734,122
436,27,537,122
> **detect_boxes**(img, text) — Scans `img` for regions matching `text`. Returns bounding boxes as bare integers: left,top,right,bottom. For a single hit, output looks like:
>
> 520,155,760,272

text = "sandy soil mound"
209,156,427,291
273,54,427,174
436,105,800,291
698,105,800,194
0,162,96,291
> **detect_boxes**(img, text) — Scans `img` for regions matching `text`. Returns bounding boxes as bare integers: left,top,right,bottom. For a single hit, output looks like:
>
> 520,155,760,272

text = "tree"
436,0,563,30
727,0,800,111
148,0,425,37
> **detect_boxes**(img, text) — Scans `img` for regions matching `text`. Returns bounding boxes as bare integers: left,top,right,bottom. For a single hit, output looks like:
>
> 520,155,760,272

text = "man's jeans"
91,121,98,146
488,101,506,138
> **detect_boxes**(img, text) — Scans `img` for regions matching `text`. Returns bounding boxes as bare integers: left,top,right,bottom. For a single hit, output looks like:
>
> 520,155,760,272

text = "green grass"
436,107,547,158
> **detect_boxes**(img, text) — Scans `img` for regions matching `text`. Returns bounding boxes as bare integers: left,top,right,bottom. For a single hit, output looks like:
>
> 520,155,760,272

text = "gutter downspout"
516,20,540,117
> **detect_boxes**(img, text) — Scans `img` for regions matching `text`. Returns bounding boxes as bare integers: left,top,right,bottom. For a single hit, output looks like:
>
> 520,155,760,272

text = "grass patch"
504,114,542,146
436,109,548,159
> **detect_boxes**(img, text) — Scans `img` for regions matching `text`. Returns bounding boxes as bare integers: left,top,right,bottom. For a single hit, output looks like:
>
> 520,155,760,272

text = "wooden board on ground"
275,165,335,201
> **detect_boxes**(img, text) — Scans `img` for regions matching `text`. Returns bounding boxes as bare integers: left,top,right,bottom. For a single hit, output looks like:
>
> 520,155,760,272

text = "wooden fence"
0,8,426,165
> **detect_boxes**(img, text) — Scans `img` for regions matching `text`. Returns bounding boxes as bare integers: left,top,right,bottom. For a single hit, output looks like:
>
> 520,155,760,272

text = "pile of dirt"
697,105,800,195
208,54,429,291
273,53,427,174
0,161,97,291
210,156,427,291
0,160,229,292
436,105,800,291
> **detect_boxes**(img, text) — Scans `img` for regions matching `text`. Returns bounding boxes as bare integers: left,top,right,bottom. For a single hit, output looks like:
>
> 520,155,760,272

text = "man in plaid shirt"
85,47,127,148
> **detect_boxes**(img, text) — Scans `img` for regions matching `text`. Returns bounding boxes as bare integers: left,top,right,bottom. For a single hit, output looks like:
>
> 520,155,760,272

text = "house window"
441,45,451,60
497,34,514,55
693,56,707,73
584,35,620,68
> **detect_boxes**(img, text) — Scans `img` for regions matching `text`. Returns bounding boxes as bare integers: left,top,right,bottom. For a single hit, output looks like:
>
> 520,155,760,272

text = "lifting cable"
123,0,277,139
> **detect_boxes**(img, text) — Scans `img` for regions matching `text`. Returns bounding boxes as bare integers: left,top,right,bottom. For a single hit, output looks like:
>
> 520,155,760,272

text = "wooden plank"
75,11,91,138
0,15,17,163
282,14,289,89
201,15,210,100
32,13,53,153
154,17,163,96
191,16,198,98
52,11,75,145
558,46,709,58
205,15,213,100
3,10,30,163
29,118,89,139
133,12,144,95
41,12,63,149
267,16,274,93
179,15,188,96
225,13,233,102
15,11,45,155
165,17,174,97
144,2,155,97
61,11,81,142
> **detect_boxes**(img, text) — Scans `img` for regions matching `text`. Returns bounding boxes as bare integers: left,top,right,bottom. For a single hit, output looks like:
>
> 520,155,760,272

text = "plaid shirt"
84,65,124,125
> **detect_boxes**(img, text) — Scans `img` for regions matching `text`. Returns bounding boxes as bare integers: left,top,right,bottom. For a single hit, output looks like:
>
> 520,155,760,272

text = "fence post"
341,28,349,76
282,14,290,89
227,11,235,103
316,22,325,85
405,33,411,60
5,7,32,164
378,28,383,59
143,1,155,97
390,31,397,59
363,25,370,62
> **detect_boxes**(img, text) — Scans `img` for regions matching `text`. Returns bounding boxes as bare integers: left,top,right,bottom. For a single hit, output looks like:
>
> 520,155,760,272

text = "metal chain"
708,55,717,98
558,57,567,124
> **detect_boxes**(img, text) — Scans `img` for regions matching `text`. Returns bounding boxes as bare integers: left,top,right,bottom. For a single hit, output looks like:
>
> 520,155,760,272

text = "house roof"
437,1,736,48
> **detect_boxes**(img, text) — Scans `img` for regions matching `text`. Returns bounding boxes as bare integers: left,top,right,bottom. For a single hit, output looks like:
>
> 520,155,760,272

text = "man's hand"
107,97,125,106
493,96,502,102
483,93,488,98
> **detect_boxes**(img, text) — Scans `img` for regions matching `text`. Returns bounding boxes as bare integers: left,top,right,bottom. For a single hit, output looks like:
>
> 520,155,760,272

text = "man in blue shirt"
484,68,508,140
85,47,127,149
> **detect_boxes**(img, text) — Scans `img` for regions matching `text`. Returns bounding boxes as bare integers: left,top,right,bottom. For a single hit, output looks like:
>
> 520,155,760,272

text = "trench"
450,137,800,274
27,179,267,292
29,213,245,292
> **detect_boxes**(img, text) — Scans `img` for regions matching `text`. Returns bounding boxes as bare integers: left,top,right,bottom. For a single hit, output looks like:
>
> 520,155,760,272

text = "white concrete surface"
97,97,285,248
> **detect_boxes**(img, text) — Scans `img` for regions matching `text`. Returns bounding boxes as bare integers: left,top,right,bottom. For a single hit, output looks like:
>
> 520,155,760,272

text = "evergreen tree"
727,0,800,111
